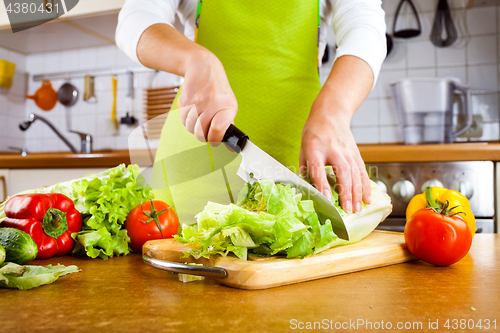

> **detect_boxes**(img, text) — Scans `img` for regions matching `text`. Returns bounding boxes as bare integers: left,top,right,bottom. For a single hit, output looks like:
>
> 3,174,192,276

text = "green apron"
151,0,322,222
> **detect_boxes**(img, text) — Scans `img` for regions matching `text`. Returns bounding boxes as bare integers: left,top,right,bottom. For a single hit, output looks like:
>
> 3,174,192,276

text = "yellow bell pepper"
406,187,475,238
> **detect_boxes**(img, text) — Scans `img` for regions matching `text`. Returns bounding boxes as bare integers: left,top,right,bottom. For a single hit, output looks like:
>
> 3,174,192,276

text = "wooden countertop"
359,142,500,163
1,143,500,169
0,150,132,168
1,234,499,332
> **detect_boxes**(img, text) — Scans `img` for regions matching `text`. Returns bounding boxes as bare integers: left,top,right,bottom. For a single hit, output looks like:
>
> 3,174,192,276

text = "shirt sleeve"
115,0,180,64
331,0,387,86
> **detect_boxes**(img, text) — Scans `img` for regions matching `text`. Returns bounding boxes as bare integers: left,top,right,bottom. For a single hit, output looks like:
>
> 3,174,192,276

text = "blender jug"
390,78,472,144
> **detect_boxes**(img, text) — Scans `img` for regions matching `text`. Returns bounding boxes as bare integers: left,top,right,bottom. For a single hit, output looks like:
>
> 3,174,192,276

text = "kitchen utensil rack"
32,64,154,82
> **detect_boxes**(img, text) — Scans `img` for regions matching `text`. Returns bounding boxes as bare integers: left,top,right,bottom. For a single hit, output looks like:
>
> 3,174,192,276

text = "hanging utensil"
430,0,457,47
57,81,78,108
57,81,78,137
57,81,93,153
385,33,394,58
108,75,119,135
83,75,97,103
27,80,58,111
393,0,422,38
120,71,137,125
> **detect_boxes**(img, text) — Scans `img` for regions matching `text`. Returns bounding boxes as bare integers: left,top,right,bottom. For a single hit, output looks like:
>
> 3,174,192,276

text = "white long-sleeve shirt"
116,0,386,83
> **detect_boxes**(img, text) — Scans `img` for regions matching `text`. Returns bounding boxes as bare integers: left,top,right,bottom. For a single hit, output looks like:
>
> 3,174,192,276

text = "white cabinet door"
8,168,106,195
60,0,125,19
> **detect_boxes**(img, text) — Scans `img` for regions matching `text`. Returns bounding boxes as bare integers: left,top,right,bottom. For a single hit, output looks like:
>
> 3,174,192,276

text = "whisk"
430,0,457,47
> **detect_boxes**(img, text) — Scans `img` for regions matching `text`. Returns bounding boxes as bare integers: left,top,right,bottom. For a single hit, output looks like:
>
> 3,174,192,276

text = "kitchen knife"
222,124,349,240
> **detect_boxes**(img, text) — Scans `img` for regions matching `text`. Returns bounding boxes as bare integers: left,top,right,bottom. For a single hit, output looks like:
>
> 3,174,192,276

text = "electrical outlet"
459,114,483,138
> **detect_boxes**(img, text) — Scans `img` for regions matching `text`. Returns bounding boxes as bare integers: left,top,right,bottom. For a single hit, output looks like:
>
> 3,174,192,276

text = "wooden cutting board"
143,230,417,290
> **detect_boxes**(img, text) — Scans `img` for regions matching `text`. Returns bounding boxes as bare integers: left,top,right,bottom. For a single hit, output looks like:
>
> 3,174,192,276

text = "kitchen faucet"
19,113,93,154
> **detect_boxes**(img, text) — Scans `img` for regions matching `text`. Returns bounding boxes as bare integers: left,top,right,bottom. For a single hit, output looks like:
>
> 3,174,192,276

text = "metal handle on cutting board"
452,82,472,138
142,253,227,279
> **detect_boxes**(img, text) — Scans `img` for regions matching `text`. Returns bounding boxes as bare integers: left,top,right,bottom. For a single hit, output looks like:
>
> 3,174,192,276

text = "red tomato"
404,208,472,266
125,199,179,252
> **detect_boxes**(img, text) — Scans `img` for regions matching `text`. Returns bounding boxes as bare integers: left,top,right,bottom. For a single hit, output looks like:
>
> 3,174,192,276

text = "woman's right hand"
136,23,237,143
178,50,238,143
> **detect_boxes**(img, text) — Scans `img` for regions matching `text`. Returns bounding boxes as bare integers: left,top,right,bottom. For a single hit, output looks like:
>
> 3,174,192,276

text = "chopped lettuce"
71,228,131,260
178,263,205,283
0,164,153,260
175,173,392,260
0,262,80,290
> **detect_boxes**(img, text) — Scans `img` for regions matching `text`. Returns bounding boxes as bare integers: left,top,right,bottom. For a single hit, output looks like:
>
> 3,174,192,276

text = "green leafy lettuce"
0,262,79,290
175,173,392,260
175,179,338,260
69,165,152,259
0,164,153,260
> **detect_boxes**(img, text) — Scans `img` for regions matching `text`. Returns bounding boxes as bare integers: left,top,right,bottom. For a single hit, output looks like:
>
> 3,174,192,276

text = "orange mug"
27,80,58,111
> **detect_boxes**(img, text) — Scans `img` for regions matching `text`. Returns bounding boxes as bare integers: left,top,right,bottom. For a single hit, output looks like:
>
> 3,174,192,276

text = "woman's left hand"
299,55,374,213
299,102,371,213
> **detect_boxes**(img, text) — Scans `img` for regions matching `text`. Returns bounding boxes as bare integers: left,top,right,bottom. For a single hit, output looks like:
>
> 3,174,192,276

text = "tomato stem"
139,198,171,238
429,200,466,217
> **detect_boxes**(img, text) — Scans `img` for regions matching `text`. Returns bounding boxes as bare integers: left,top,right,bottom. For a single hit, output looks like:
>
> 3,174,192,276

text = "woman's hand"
300,104,371,213
136,23,237,142
178,51,238,142
300,55,374,213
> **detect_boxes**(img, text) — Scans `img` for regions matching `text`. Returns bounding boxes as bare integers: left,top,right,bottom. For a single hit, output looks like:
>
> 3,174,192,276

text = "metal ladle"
57,81,93,153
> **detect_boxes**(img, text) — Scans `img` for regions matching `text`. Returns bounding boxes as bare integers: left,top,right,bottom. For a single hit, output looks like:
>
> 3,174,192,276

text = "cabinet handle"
0,176,6,202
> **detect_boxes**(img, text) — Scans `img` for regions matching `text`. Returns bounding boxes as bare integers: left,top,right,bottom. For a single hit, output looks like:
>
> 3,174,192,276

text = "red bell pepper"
1,193,82,259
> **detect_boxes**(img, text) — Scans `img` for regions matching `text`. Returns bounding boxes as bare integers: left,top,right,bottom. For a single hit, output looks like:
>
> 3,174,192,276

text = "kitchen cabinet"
4,167,105,196
0,0,125,30
54,0,125,20
0,0,125,54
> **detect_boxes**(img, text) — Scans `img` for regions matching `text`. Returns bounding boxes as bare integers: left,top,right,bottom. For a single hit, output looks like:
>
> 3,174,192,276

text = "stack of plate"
143,86,179,138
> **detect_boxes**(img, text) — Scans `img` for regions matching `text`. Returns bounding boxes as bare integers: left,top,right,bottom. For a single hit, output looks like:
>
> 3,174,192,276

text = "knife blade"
222,124,349,240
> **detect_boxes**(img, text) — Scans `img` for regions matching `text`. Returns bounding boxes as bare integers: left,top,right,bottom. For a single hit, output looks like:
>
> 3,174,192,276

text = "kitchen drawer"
8,168,106,195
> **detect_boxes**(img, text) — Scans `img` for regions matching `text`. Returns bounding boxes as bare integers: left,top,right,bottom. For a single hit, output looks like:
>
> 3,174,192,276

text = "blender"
390,78,472,145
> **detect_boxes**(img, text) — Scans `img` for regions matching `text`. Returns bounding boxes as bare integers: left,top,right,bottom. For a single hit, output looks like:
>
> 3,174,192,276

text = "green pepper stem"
42,207,69,239
425,187,440,209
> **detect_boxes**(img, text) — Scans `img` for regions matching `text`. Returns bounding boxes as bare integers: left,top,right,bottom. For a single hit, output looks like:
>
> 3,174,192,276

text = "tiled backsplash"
23,46,180,153
344,0,499,144
0,47,27,152
1,0,500,153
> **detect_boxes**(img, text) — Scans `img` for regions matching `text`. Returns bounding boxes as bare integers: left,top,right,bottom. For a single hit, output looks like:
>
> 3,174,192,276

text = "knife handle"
222,124,248,153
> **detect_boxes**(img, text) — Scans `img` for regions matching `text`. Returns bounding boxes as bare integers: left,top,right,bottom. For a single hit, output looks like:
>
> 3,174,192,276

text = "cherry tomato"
125,199,179,252
404,208,472,266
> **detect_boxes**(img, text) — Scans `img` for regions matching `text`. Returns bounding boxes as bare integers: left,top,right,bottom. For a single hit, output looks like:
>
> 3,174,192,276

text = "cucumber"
0,228,38,264
0,243,5,265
